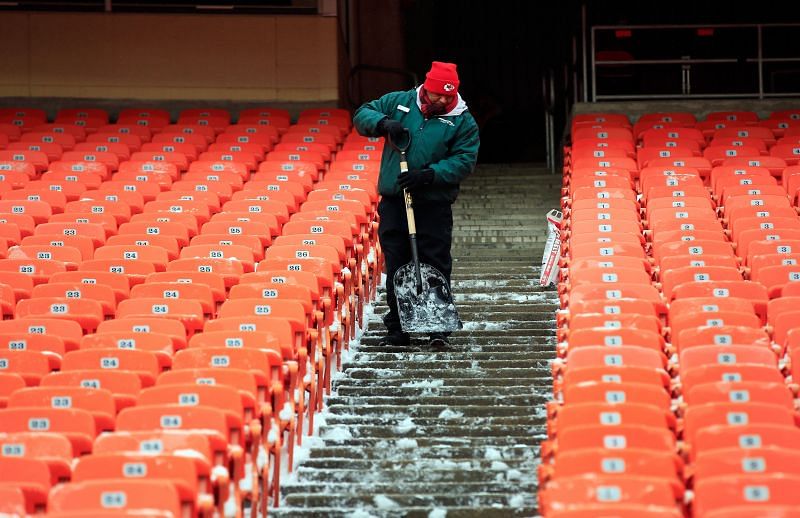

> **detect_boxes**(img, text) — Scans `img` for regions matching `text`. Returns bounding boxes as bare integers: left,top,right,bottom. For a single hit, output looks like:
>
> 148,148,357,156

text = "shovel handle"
401,154,417,235
400,150,422,293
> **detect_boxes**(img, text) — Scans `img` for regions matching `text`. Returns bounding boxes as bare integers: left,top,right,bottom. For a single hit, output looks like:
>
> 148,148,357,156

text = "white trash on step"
539,208,563,287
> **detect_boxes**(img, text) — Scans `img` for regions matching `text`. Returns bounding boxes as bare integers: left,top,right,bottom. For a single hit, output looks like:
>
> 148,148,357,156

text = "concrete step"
341,358,554,372
452,257,541,264
353,328,556,339
321,416,544,432
280,491,536,511
305,443,534,460
341,366,552,380
326,395,550,408
282,479,534,494
452,247,548,257
271,505,536,518
293,465,536,483
347,350,557,362
332,385,551,399
455,213,544,219
297,456,536,472
355,336,558,348
453,238,547,248
324,404,540,418
320,414,545,430
294,435,545,449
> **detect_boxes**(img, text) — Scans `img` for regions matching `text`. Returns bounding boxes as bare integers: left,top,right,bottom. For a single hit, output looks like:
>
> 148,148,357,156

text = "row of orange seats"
0,106,386,516
572,109,800,140
0,106,350,135
538,110,800,517
541,156,682,517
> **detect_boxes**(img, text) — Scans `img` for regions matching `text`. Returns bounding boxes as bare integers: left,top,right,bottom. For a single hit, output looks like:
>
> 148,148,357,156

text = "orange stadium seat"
71,453,213,518
208,141,268,163
87,131,142,152
239,180,304,209
61,348,161,387
0,349,58,385
96,122,153,142
672,324,771,353
680,364,784,396
145,271,226,307
40,369,142,412
572,113,631,128
47,479,180,518
274,141,333,162
693,474,800,517
540,423,673,464
256,159,319,186
96,316,187,352
556,381,671,414
0,373,26,407
115,297,205,336
660,265,743,300
539,448,682,494
8,385,115,432
539,476,680,516
285,123,345,144
185,162,240,190
0,406,96,456
81,331,174,372
0,457,52,513
722,155,787,176
684,381,793,411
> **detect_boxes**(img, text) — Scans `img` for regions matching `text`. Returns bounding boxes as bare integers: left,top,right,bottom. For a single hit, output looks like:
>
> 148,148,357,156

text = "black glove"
376,117,406,141
397,168,434,190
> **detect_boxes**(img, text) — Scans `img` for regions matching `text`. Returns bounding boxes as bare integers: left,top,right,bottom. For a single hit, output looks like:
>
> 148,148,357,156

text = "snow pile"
392,417,416,434
438,408,463,420
400,379,444,388
461,320,511,331
483,447,503,461
395,438,418,449
508,494,527,507
373,495,400,509
506,468,523,481
321,425,353,442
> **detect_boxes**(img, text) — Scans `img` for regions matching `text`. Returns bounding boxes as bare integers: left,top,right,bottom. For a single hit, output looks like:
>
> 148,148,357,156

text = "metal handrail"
590,22,800,101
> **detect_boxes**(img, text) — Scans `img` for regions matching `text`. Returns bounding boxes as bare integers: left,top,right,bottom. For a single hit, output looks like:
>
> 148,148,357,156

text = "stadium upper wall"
0,12,338,102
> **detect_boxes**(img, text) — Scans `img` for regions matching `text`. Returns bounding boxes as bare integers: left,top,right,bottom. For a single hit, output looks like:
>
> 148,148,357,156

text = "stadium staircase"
274,164,561,517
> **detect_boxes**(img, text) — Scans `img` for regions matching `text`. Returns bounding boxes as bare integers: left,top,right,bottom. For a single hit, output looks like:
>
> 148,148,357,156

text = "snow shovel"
388,130,462,333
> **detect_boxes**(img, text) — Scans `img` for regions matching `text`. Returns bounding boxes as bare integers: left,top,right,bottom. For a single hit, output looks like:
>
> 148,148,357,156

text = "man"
353,61,480,347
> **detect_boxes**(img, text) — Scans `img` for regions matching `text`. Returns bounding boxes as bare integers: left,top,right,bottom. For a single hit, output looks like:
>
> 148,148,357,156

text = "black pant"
378,196,454,333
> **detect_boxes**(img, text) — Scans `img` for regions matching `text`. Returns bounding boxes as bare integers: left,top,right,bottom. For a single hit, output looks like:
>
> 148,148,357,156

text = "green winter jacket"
353,87,480,203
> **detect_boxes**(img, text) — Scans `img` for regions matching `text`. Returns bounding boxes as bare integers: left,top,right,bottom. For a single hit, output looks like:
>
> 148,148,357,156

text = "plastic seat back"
47,479,181,517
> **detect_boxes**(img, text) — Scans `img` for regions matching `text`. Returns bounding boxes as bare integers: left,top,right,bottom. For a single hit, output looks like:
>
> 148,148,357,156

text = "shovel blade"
393,262,462,333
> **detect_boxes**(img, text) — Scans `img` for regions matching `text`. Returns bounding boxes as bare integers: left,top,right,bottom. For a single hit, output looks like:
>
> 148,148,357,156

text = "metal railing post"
757,25,764,99
590,26,597,102
582,2,589,102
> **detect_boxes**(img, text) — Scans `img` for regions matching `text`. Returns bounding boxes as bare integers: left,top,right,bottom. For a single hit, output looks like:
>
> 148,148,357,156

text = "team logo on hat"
443,83,455,92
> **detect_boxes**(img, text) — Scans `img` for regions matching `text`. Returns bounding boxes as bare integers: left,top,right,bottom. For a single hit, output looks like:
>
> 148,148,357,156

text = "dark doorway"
403,1,575,163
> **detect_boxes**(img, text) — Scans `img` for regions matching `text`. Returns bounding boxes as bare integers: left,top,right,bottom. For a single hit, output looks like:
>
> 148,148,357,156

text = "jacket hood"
415,86,469,116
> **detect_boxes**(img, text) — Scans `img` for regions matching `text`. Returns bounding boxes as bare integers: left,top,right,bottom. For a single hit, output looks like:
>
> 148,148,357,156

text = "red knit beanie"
423,61,459,96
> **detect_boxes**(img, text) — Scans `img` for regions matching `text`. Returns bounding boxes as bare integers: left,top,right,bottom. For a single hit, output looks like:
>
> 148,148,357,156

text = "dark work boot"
429,333,451,348
378,329,411,346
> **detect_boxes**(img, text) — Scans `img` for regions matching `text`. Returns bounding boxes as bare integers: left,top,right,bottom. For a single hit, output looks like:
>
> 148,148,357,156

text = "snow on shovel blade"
394,262,462,333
